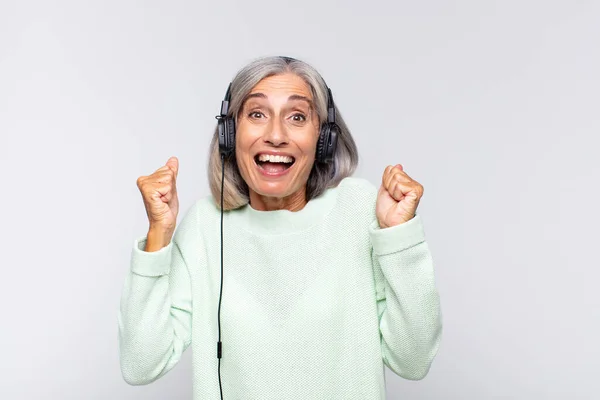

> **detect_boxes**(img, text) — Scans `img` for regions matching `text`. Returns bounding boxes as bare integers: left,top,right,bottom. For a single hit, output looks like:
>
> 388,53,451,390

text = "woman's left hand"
376,164,424,228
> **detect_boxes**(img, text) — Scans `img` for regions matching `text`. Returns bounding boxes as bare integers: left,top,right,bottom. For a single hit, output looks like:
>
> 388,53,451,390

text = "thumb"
166,156,179,178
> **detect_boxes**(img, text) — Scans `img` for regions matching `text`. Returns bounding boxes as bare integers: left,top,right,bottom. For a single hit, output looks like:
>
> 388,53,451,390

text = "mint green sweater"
118,176,443,399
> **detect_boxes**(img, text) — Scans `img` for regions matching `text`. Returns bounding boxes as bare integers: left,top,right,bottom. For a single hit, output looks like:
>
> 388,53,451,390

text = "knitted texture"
118,177,443,399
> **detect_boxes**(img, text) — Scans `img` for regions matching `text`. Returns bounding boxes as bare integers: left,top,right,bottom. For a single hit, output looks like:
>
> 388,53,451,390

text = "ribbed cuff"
130,235,173,276
369,214,426,256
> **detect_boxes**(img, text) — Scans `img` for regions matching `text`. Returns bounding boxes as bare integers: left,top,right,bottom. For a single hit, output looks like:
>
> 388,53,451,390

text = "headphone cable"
218,152,225,399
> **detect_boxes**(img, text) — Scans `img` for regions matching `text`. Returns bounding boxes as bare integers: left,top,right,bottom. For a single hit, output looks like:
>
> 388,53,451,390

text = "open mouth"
254,154,295,174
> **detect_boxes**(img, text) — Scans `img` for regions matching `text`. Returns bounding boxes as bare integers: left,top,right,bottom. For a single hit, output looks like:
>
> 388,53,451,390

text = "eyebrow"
242,92,313,108
287,94,313,106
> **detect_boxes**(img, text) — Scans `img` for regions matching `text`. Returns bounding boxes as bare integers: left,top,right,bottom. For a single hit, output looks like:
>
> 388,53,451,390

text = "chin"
252,181,294,198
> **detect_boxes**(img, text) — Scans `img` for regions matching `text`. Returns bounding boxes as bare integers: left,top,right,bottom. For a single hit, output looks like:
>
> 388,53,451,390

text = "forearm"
118,237,192,385
377,241,442,380
369,214,443,380
118,274,181,384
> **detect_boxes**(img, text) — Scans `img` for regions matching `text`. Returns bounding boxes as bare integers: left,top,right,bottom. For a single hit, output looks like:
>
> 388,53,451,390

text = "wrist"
145,228,173,252
377,220,389,229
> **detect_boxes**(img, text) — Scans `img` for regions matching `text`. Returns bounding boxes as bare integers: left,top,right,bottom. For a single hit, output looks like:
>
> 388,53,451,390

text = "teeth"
257,154,294,163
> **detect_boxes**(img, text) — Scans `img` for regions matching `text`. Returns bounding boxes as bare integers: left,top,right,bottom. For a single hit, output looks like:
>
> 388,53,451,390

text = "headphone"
214,66,340,399
215,80,340,163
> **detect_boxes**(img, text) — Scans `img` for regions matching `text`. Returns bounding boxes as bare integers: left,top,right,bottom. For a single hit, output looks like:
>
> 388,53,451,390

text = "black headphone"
215,80,340,163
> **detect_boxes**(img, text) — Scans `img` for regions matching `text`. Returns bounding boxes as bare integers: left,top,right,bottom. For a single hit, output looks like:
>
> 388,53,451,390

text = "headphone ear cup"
327,124,339,161
316,124,331,163
316,123,339,163
219,117,236,156
226,117,236,154
218,119,226,154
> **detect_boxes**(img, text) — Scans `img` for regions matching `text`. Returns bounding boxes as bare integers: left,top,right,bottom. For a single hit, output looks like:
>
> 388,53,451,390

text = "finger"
384,168,403,192
391,180,411,201
382,165,394,185
136,176,146,188
166,156,179,179
383,170,394,192
153,184,172,199
386,170,412,196
162,189,173,203
383,165,399,188
154,170,176,184
155,165,177,181
393,164,408,177
388,166,412,186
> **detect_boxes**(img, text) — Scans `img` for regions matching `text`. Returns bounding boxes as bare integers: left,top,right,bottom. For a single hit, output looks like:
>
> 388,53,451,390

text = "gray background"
1,0,598,399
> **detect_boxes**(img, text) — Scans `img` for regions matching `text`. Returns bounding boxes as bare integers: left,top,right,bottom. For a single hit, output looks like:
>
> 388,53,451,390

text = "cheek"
233,128,260,176
297,128,321,154
234,125,255,154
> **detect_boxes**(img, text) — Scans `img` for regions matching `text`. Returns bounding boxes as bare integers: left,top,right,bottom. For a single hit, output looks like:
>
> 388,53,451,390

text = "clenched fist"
376,163,423,228
136,156,180,242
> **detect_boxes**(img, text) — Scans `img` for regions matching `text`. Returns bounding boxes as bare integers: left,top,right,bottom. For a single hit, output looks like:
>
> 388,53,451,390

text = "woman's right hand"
136,156,180,240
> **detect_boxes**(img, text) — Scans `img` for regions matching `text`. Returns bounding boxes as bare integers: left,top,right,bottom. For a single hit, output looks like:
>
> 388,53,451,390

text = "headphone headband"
220,83,232,117
326,87,335,124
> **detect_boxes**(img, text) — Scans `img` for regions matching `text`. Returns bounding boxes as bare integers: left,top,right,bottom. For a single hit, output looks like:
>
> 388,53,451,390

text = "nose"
262,118,289,146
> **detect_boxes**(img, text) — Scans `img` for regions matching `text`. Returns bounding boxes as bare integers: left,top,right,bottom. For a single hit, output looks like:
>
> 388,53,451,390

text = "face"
235,73,321,211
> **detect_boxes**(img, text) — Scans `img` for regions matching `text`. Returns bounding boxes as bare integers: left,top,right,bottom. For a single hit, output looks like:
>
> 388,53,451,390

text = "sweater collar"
232,185,339,235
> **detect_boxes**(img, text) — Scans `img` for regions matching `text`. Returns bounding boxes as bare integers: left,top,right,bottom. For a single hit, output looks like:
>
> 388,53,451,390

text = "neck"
248,187,307,212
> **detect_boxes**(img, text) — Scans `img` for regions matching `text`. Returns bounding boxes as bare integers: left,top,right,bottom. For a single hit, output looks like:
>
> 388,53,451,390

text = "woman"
118,55,443,399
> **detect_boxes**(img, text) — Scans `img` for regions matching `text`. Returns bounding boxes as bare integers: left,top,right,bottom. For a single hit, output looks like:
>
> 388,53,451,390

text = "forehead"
248,73,313,101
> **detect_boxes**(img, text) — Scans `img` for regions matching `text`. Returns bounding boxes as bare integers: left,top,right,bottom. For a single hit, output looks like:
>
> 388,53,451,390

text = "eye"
248,111,264,119
291,113,306,122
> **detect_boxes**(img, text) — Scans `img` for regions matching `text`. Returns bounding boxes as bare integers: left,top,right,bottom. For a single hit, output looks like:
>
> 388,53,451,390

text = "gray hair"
207,55,359,210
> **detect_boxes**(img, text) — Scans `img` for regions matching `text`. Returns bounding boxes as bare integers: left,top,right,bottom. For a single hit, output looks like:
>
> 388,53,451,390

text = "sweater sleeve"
117,213,194,385
368,213,443,380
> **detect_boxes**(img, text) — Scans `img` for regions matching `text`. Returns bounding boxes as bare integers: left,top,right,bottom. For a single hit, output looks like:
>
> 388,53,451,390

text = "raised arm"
118,156,193,385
